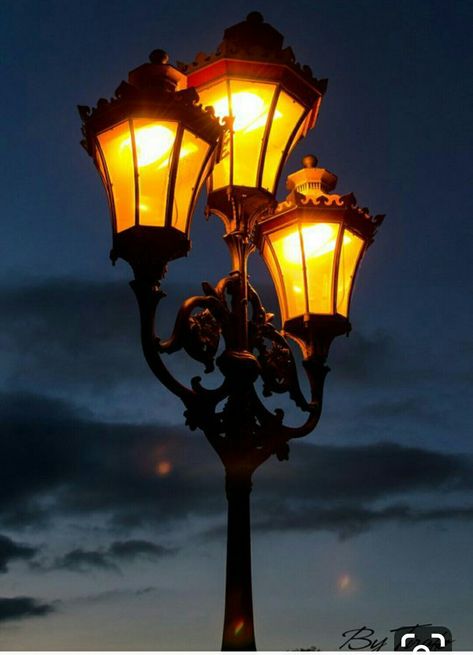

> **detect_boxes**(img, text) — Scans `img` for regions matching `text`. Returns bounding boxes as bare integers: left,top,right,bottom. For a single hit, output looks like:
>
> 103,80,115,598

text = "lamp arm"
130,278,231,428
248,354,329,462
130,279,196,404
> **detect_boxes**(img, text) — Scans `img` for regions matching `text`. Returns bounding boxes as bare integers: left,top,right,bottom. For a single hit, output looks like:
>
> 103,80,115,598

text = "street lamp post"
79,13,383,651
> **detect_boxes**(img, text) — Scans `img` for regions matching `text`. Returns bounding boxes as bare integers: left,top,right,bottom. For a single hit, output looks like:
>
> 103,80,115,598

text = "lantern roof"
78,50,222,151
178,12,327,96
258,156,385,243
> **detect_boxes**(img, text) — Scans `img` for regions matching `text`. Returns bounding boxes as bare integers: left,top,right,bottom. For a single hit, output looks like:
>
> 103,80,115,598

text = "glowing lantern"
180,12,327,227
79,50,223,279
256,156,384,350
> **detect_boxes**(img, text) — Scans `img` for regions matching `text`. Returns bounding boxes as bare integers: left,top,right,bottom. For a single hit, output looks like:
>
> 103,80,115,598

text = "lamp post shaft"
222,471,256,651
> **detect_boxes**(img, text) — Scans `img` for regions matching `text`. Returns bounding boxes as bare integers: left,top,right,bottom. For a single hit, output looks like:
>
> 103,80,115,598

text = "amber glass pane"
199,79,277,188
98,122,135,232
230,80,276,186
302,223,339,314
172,129,210,234
262,241,288,323
198,81,230,190
269,225,306,321
262,91,305,193
337,229,364,317
130,118,177,227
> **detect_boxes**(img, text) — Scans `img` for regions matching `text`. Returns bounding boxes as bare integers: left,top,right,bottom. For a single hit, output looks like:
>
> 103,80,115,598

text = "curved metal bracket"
131,268,332,474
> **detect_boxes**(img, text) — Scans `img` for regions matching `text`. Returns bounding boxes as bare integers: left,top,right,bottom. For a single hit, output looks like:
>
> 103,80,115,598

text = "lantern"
79,50,223,280
180,13,327,227
256,156,384,349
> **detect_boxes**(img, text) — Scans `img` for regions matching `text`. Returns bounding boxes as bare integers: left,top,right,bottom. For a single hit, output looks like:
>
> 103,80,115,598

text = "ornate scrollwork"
187,309,221,373
131,265,330,475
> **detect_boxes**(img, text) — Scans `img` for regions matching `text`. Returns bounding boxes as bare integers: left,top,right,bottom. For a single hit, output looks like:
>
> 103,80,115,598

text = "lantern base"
111,225,190,282
207,186,277,235
283,314,351,359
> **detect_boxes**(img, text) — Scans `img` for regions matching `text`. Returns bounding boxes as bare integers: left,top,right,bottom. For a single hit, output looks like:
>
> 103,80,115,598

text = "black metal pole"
222,471,256,651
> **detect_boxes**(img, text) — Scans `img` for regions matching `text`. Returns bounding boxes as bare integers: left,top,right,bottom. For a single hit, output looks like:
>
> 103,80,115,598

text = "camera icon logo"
394,626,452,651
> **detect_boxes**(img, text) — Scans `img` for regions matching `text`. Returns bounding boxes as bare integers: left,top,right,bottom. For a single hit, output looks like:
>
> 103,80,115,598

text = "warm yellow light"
212,91,281,133
286,225,352,263
282,224,349,264
121,125,175,167
120,124,199,173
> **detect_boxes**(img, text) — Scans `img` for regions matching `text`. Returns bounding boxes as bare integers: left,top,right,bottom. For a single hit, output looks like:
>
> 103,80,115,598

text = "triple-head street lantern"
79,13,384,652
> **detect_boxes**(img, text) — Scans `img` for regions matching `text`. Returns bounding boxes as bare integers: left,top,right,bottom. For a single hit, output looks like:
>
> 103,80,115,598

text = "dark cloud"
108,539,176,560
0,278,208,396
1,391,472,539
0,597,54,624
204,504,473,541
52,540,175,573
328,329,398,384
252,502,473,540
54,548,120,573
0,534,37,573
0,390,224,529
255,440,473,503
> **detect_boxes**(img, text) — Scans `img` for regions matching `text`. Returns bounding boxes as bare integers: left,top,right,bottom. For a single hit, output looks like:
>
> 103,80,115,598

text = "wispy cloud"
0,596,54,624
50,540,176,573
0,535,38,574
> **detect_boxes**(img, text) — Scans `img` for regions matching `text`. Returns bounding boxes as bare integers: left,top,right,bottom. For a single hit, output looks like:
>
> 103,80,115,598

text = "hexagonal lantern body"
256,157,384,352
79,53,223,280
179,13,327,226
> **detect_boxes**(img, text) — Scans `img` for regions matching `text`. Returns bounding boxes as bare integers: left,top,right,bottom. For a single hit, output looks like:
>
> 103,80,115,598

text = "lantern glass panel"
172,129,210,233
229,79,275,187
262,240,288,323
97,121,135,232
197,81,229,190
302,223,340,314
198,79,277,188
132,118,177,228
336,229,364,317
262,91,305,193
268,225,306,320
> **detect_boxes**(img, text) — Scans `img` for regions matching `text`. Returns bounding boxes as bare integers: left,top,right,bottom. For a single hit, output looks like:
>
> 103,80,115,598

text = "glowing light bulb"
282,225,351,264
121,125,175,167
212,91,281,133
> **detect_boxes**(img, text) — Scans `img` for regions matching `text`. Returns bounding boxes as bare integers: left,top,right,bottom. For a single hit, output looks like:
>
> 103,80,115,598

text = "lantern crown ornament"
256,155,385,356
79,50,224,281
179,12,328,233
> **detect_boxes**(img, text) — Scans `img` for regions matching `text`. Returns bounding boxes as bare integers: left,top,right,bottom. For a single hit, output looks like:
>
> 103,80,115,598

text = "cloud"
108,539,176,560
251,502,473,540
51,540,176,573
0,597,54,624
54,548,120,573
0,390,223,528
0,535,37,573
0,278,205,397
255,440,473,503
1,391,472,540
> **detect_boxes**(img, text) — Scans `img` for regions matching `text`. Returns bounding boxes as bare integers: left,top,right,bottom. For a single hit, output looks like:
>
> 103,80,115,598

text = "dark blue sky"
1,0,473,650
